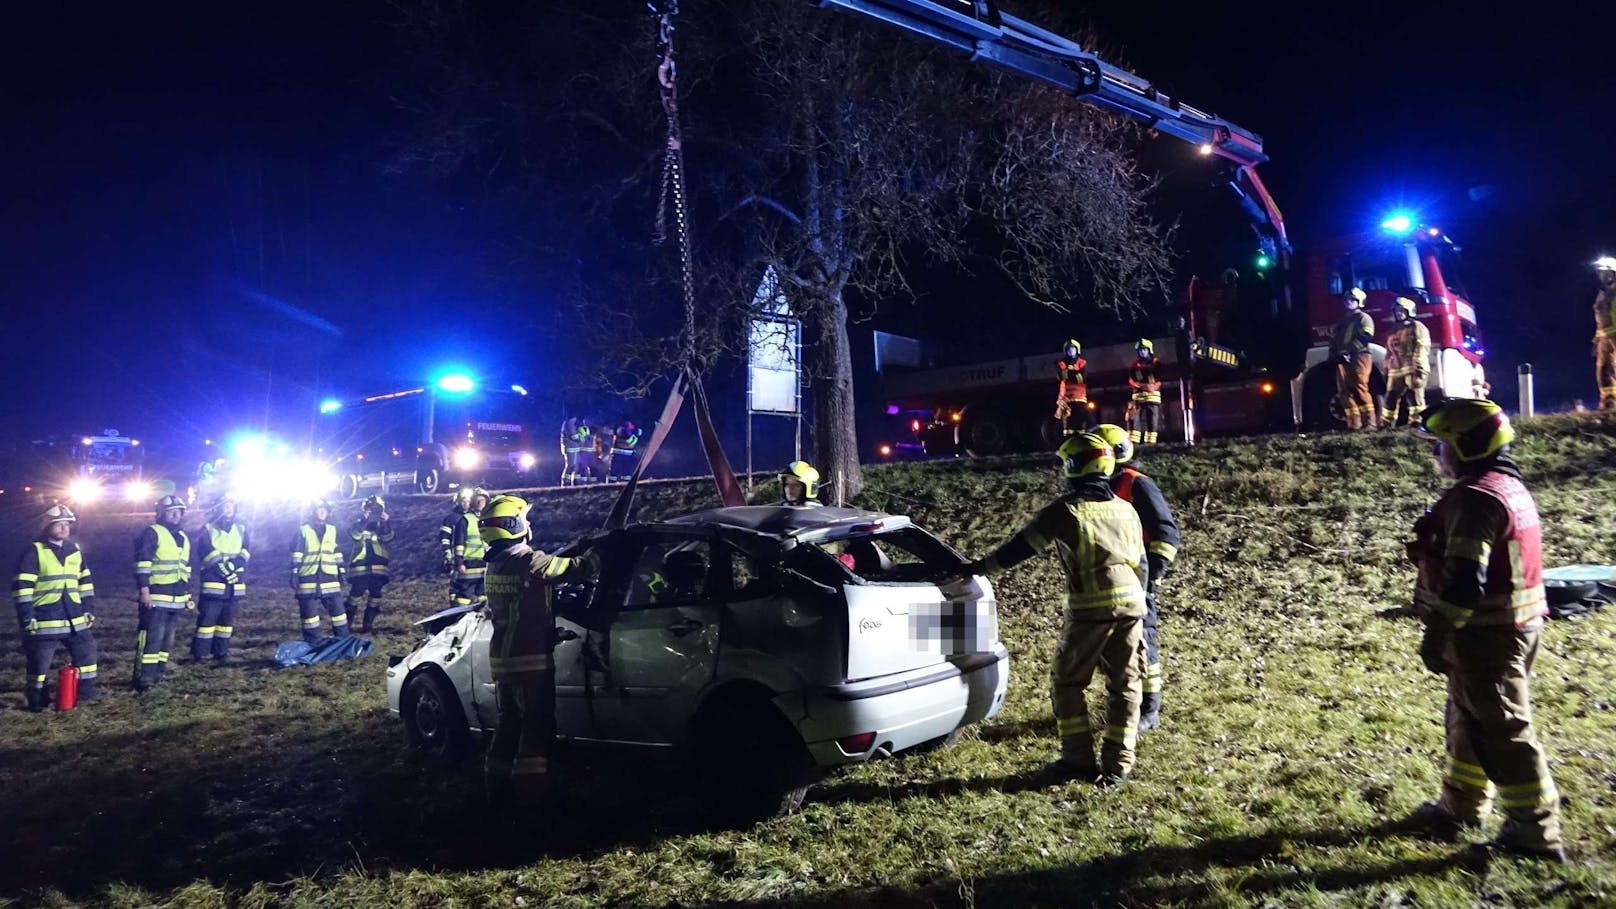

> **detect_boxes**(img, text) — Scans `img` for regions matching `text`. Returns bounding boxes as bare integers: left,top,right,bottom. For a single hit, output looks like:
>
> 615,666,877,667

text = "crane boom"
813,0,1289,254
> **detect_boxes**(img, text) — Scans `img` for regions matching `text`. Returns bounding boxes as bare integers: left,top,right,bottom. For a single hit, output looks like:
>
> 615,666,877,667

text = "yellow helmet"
40,504,77,532
1057,431,1115,479
1593,256,1616,272
1394,296,1416,317
782,461,820,500
1136,338,1155,355
1345,287,1367,305
1421,398,1514,462
454,487,474,507
1063,338,1081,357
479,494,531,543
1094,423,1135,465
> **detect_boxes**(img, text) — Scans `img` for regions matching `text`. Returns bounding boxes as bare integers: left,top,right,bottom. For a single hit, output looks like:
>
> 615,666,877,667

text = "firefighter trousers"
1437,628,1563,850
296,594,350,644
1051,613,1144,777
25,631,99,698
1140,592,1163,712
1054,397,1091,436
135,607,184,687
1130,402,1160,445
1596,338,1616,411
1383,372,1427,426
192,595,240,660
1335,353,1377,430
487,672,556,805
451,577,486,608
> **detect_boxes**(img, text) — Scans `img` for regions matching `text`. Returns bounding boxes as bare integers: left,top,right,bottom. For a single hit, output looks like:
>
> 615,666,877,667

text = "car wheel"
690,692,817,822
416,467,441,495
963,412,1009,457
401,671,470,766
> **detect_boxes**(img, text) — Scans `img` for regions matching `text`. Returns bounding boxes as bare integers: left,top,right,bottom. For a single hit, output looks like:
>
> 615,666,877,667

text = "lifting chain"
651,0,697,367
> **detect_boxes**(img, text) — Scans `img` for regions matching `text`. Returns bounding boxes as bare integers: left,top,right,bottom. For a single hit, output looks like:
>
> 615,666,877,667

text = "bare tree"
384,0,1176,499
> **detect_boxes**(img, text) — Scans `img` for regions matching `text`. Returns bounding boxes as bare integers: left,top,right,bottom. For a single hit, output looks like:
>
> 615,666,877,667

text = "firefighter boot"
344,599,360,627
362,605,380,635
24,686,48,713
1138,692,1162,732
78,676,102,703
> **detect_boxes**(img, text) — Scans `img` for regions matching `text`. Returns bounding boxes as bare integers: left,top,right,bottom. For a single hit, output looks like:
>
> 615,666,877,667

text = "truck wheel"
416,467,441,495
1300,366,1343,431
338,474,361,500
401,671,471,766
963,413,1009,457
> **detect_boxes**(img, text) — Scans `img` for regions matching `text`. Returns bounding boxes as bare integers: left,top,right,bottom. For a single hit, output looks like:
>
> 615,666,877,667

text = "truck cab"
1294,227,1486,427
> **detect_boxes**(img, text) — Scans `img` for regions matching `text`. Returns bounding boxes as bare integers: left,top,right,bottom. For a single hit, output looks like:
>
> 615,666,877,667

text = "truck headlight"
123,480,154,502
453,447,482,471
68,478,103,503
517,452,536,470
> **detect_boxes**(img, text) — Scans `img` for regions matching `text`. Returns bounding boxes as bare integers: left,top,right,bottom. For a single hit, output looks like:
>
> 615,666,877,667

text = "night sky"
3,2,1612,473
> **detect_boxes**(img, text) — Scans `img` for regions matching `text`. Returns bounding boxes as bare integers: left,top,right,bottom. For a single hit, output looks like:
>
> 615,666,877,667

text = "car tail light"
910,419,922,432
837,731,877,754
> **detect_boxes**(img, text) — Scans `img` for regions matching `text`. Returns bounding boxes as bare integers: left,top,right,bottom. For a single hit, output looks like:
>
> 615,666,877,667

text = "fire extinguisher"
56,666,79,711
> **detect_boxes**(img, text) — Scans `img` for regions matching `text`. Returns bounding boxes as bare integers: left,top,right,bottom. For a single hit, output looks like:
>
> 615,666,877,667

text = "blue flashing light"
1380,212,1415,234
435,373,476,394
510,384,528,396
319,398,343,415
232,435,267,461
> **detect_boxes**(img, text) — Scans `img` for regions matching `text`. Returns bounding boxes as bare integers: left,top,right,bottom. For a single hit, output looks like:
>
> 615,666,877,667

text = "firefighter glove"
1147,554,1171,588
1418,625,1449,675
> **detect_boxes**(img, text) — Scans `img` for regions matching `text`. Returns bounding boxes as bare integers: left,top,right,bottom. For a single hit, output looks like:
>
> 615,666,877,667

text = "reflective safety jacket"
1412,469,1546,631
197,521,252,597
612,424,643,457
484,542,589,681
1331,310,1375,358
438,507,466,559
1129,357,1162,404
1111,466,1182,581
14,540,96,636
1056,356,1088,402
1595,289,1616,341
451,511,489,579
291,523,344,596
135,524,192,606
1386,319,1431,379
348,517,396,577
977,484,1146,619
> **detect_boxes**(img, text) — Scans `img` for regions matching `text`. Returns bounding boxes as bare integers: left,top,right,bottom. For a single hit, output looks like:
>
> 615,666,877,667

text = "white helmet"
1594,256,1616,272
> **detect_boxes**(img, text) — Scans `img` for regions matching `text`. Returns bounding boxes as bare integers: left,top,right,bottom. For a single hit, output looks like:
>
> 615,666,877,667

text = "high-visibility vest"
349,519,394,577
16,543,95,635
292,524,343,595
1414,471,1546,630
139,525,192,604
457,512,489,578
1129,359,1162,403
1057,357,1087,401
200,523,249,596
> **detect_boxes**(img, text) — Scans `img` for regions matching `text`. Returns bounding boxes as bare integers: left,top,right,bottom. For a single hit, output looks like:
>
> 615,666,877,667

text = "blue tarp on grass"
274,636,374,667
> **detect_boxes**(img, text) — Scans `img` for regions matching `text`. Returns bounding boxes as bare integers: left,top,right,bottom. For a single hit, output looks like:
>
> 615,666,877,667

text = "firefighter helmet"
1420,398,1515,462
479,494,530,543
1063,338,1081,359
40,504,77,532
1593,256,1616,272
363,495,386,512
154,494,188,516
209,494,237,518
1394,296,1416,318
306,498,333,519
1057,431,1115,479
781,461,820,501
1345,287,1367,306
1094,423,1135,466
454,486,474,507
1136,338,1154,356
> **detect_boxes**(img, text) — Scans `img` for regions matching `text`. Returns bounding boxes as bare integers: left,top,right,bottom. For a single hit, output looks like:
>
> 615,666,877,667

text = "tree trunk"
808,286,862,505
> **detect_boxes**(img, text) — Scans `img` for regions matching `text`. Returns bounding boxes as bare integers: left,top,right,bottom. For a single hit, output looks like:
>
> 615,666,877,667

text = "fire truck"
25,429,152,506
820,0,1486,454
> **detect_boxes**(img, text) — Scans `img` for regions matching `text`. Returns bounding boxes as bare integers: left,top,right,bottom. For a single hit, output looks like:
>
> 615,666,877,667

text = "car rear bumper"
795,644,1010,766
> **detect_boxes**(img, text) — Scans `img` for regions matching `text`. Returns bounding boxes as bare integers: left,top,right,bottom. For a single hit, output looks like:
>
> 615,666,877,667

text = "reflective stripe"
1496,778,1559,809
144,525,192,588
490,653,554,673
29,545,85,608
1447,536,1492,563
1102,723,1138,749
216,626,233,637
302,616,322,627
539,556,573,580
196,626,217,637
78,663,97,677
1148,541,1178,561
1444,757,1492,793
141,653,163,664
1055,714,1092,737
294,525,343,576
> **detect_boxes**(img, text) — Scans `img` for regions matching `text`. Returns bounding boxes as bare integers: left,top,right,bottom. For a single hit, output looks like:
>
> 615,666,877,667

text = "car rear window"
809,526,965,584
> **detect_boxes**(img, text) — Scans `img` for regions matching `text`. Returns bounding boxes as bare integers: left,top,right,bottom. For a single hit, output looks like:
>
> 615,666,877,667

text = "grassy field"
3,415,1616,908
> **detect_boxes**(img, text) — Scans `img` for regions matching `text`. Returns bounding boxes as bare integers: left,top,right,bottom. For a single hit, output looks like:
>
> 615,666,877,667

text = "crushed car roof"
665,505,908,539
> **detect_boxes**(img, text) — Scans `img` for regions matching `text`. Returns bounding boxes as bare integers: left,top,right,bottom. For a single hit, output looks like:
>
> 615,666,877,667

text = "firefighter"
345,495,395,634
1128,339,1163,446
780,461,822,507
610,420,643,480
131,495,192,691
480,494,595,803
591,424,615,483
962,432,1147,785
439,487,475,575
1593,257,1616,411
290,499,348,643
1054,339,1090,437
1094,423,1180,732
1383,296,1432,427
191,495,250,663
1331,287,1378,430
13,505,100,710
559,417,591,486
450,487,492,607
1406,399,1565,862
